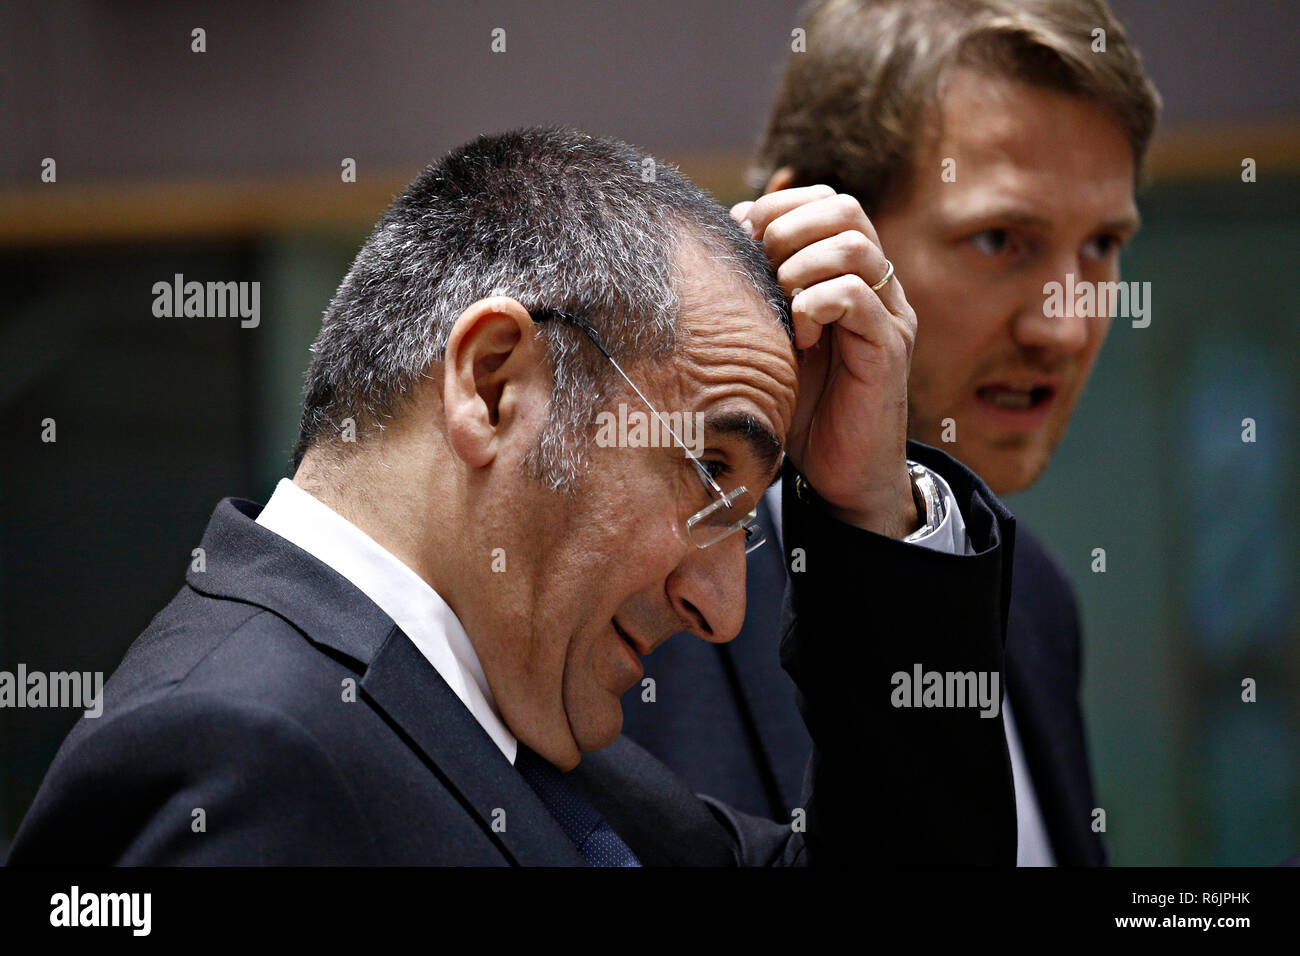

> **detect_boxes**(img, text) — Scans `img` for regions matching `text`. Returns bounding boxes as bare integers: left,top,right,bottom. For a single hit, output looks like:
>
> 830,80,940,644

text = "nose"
1011,259,1091,357
664,531,748,643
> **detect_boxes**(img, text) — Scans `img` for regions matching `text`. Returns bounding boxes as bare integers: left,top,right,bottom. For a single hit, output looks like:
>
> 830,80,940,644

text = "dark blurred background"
1,0,1296,864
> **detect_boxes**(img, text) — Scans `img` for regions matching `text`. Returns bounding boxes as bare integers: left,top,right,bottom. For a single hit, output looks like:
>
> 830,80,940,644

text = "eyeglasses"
532,309,766,554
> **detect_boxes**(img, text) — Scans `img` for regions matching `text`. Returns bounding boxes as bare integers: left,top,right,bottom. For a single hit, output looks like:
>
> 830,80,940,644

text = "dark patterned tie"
515,746,641,867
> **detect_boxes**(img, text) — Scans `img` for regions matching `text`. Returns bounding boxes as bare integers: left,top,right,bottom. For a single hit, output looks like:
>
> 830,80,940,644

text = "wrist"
802,471,921,538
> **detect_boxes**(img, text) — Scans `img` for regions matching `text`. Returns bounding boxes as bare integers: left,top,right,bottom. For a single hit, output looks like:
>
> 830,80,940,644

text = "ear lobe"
765,166,797,195
442,297,537,469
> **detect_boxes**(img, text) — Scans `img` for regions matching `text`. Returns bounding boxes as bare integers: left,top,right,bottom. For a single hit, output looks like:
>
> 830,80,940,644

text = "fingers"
790,273,914,354
737,186,896,302
729,199,756,225
733,185,910,352
735,185,837,240
759,192,882,263
778,229,907,316
739,187,883,252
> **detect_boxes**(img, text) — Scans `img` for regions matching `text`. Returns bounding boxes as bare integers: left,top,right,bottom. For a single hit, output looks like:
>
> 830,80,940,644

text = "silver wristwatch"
903,461,946,543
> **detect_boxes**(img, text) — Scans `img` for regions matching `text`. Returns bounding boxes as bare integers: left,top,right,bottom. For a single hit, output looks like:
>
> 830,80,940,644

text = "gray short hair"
293,126,790,490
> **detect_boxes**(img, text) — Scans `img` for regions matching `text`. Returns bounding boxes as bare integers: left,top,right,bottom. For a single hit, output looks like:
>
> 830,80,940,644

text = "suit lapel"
189,497,584,866
361,630,584,866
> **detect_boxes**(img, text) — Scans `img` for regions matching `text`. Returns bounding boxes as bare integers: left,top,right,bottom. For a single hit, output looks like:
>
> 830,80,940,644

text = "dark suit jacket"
621,441,1106,865
9,447,1017,866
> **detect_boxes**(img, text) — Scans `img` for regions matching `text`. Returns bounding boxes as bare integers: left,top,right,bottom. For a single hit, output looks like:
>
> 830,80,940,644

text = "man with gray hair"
11,127,1015,865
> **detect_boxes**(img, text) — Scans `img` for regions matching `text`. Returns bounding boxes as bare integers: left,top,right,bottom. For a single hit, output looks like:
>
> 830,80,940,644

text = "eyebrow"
947,205,1142,235
1102,213,1143,235
702,411,784,483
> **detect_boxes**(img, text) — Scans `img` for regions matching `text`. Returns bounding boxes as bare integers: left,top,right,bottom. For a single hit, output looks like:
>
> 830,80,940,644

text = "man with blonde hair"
624,0,1160,866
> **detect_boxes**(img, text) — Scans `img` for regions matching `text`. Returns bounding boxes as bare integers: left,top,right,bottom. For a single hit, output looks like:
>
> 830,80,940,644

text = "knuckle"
775,259,799,290
838,228,874,260
898,311,918,351
899,325,917,354
763,216,790,249
844,275,872,311
834,192,864,217
748,195,775,223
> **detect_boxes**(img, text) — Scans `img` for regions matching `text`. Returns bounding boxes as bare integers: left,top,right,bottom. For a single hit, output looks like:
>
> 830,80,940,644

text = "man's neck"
292,447,460,608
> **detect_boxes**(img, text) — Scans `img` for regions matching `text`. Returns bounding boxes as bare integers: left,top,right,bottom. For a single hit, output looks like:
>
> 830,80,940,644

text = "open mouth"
975,385,1055,411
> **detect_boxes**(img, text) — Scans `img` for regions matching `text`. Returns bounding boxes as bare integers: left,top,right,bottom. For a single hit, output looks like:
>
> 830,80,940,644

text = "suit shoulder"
42,590,375,819
109,587,362,727
10,685,376,865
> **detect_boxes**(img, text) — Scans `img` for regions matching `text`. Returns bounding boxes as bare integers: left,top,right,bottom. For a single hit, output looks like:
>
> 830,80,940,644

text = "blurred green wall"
1008,173,1300,864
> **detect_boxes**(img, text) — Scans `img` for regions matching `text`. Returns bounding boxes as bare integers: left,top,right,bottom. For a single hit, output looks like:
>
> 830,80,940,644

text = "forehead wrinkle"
667,254,798,437
677,320,799,389
674,327,798,436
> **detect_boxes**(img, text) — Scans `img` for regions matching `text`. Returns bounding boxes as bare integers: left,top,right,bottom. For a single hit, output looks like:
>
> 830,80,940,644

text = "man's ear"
764,166,797,195
442,296,543,468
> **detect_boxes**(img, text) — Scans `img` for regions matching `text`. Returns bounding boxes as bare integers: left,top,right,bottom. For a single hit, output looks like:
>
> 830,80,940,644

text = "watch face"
907,466,944,539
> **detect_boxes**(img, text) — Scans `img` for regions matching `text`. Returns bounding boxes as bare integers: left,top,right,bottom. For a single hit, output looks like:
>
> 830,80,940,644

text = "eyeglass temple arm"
533,310,728,500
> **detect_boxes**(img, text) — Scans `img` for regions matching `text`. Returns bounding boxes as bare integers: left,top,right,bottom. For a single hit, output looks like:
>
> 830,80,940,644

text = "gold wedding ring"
870,258,895,292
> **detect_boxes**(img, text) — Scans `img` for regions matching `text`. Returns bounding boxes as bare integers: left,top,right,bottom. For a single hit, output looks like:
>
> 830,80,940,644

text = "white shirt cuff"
902,463,973,556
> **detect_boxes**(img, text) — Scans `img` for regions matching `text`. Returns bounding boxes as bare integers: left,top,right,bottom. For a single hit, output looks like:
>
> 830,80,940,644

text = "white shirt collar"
255,478,517,764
